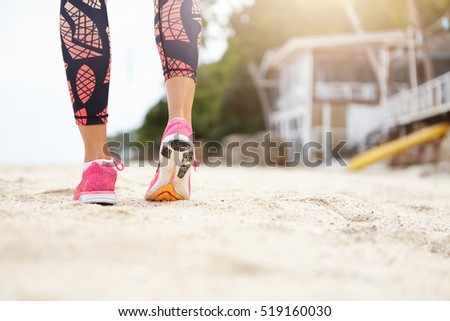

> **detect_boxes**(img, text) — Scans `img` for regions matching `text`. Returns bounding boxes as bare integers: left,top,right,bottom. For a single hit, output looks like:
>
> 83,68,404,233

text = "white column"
303,50,314,157
407,27,418,89
379,46,390,104
322,102,332,165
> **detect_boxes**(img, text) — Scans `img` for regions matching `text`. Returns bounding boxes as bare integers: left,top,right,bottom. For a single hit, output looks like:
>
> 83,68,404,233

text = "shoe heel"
147,138,193,201
166,140,194,179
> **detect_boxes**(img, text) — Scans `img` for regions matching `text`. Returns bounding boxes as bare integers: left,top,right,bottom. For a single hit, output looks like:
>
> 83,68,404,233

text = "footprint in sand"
39,188,73,196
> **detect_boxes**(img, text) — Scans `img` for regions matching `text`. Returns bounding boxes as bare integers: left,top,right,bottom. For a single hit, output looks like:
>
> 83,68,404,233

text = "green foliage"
192,58,234,140
137,98,168,142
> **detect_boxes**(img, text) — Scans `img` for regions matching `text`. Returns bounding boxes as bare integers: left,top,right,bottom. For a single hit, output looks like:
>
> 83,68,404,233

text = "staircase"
384,71,450,129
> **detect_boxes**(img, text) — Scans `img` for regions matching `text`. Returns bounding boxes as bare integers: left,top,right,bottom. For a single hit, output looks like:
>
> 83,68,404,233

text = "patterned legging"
60,0,201,126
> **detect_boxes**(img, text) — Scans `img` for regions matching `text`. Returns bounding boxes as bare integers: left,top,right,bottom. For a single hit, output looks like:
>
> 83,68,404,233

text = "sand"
0,164,449,300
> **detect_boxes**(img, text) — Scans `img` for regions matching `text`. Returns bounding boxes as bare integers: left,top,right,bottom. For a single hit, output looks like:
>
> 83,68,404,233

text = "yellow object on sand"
348,123,450,171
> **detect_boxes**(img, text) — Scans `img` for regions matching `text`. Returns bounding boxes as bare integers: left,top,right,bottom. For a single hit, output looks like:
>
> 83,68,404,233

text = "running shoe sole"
78,192,118,205
145,135,194,202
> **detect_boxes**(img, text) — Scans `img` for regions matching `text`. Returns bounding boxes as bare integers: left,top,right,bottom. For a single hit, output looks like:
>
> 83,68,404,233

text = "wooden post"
379,46,390,104
343,3,383,88
407,0,434,81
304,50,314,159
322,102,332,165
407,27,418,88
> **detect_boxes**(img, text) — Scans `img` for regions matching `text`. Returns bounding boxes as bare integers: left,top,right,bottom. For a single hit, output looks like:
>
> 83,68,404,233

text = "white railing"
384,71,450,128
315,82,378,103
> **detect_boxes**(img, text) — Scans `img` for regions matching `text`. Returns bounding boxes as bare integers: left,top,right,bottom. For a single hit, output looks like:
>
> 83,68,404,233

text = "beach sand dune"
0,165,449,300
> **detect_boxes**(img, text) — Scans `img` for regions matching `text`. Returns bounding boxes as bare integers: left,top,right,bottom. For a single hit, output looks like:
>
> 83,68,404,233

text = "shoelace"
112,156,125,171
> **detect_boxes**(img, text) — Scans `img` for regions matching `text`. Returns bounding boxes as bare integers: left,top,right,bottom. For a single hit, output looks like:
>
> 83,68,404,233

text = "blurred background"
1,0,450,167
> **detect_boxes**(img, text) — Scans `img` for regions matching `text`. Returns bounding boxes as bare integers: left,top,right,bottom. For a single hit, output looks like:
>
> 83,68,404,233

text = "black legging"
60,0,201,125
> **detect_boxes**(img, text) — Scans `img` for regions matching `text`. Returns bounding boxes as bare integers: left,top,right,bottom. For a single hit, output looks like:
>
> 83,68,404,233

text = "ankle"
84,153,111,163
168,116,191,126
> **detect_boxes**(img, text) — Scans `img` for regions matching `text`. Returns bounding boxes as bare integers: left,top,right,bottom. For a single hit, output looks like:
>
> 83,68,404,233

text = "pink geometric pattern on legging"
61,0,110,125
161,1,189,43
96,107,108,123
75,108,88,125
60,1,104,61
104,27,111,84
154,0,161,34
65,2,103,50
165,58,195,79
192,0,202,49
154,1,165,70
60,14,103,60
155,0,201,81
76,65,96,104
68,81,75,104
82,0,102,9
62,0,200,125
156,42,165,73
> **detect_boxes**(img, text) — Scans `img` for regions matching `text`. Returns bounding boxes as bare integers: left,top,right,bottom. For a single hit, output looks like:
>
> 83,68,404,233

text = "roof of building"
261,29,407,72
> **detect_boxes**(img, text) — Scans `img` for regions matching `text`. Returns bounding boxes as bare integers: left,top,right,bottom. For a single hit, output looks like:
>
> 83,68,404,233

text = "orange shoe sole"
147,184,185,202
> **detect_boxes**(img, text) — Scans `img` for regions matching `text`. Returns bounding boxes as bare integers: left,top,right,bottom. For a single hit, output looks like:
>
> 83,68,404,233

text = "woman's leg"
78,125,111,161
166,77,195,124
154,0,202,125
60,0,112,162
61,0,119,205
146,0,202,201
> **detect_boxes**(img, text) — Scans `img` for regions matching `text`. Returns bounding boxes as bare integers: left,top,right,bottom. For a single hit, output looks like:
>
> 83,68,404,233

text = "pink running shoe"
73,159,124,205
145,118,195,201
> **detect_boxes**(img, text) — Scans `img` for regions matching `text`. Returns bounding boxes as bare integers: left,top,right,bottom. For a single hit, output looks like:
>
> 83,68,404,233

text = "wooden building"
252,29,450,157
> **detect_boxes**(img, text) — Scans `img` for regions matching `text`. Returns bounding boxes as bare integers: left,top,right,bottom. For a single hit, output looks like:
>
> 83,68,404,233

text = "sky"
0,0,250,164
